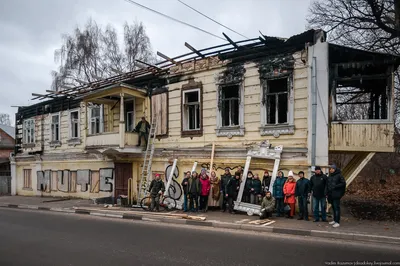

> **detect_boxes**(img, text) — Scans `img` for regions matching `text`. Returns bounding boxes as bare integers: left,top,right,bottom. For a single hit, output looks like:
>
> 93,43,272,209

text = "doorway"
114,163,132,203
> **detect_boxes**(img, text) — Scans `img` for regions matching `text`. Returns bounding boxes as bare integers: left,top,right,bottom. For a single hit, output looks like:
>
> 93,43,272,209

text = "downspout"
311,56,317,168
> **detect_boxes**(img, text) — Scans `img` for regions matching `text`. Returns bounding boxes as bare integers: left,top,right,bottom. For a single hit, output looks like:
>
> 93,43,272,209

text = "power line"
177,0,250,40
123,0,225,41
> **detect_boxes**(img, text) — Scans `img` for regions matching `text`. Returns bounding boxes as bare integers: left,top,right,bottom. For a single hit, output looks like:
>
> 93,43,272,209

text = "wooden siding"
151,93,168,136
155,51,309,150
329,123,395,152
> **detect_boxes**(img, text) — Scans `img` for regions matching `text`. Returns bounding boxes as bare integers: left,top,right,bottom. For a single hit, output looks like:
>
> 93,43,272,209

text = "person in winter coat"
208,171,221,209
225,172,241,214
199,169,211,212
327,164,346,228
260,191,275,219
181,171,191,212
250,174,262,205
148,174,165,211
273,170,287,217
283,171,296,218
220,168,232,212
262,170,272,196
188,171,201,212
243,171,253,203
309,166,328,222
134,117,151,148
295,171,310,221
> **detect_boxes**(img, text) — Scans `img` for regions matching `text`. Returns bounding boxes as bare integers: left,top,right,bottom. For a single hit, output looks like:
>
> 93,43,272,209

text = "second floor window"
70,110,80,139
221,85,240,127
89,105,103,134
23,119,35,144
125,100,135,132
51,114,60,141
183,89,201,131
265,78,289,125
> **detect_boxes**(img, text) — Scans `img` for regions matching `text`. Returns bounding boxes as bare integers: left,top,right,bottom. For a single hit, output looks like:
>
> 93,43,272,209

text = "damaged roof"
29,29,400,103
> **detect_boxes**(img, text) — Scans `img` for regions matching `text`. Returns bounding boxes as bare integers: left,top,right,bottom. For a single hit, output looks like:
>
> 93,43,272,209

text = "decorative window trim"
87,104,104,135
181,80,203,138
68,108,81,146
22,119,35,145
49,112,61,147
260,73,295,137
216,82,245,137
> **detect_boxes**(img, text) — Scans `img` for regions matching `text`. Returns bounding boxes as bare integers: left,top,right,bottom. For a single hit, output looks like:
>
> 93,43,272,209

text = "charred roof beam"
184,42,205,58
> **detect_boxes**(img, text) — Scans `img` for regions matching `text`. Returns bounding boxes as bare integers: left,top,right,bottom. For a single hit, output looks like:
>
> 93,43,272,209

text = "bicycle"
140,193,177,211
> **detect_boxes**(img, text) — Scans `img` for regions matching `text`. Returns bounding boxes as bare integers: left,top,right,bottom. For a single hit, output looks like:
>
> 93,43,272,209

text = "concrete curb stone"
2,203,400,245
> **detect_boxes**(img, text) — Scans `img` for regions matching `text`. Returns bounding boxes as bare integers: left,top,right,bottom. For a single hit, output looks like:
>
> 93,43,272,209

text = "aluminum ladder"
138,116,158,201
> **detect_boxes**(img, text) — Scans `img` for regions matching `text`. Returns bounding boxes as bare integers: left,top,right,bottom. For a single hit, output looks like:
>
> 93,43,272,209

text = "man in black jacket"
309,166,328,222
134,117,151,148
220,168,232,212
327,164,346,228
181,171,191,212
225,172,241,214
261,170,272,196
295,171,310,221
148,174,165,211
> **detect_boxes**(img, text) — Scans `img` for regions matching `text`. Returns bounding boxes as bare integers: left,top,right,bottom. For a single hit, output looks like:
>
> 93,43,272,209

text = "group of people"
148,163,346,228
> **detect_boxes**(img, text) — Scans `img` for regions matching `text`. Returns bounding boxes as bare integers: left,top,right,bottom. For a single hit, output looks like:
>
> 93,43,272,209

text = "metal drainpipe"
311,56,317,168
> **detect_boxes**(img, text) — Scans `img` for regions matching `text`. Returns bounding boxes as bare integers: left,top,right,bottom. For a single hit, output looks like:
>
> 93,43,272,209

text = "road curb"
2,203,400,245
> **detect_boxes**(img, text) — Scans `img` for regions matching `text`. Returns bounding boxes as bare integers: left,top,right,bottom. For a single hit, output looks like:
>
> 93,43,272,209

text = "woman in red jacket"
199,168,211,212
283,171,296,218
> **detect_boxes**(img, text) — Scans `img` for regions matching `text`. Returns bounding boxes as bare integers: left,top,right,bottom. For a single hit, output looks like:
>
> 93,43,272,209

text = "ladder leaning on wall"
137,116,158,202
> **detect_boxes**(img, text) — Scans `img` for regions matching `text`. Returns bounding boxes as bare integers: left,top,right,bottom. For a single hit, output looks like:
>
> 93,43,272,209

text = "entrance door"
114,163,132,202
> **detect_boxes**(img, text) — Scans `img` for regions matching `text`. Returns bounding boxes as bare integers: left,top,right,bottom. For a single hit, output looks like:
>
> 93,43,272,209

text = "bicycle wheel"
168,179,182,200
140,196,152,211
161,196,177,211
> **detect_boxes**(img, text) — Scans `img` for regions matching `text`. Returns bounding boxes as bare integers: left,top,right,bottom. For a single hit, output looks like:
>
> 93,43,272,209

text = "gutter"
311,56,317,167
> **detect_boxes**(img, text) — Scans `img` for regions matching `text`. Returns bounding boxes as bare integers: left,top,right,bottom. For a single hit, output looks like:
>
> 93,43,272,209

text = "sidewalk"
1,196,399,244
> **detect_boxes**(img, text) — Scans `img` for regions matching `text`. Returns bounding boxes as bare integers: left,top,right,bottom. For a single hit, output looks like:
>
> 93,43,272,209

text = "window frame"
181,81,203,138
260,73,295,137
124,98,136,132
216,83,245,137
182,88,201,132
50,113,61,143
67,109,82,145
22,119,35,145
88,104,104,135
23,169,32,189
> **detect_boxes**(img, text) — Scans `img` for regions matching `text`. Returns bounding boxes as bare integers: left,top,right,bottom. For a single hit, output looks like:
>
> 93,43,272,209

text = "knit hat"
298,171,305,176
288,171,294,177
315,166,322,171
329,164,337,170
155,174,160,178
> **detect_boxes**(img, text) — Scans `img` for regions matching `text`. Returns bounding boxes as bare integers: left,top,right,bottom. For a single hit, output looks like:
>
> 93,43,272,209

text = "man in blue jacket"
327,164,346,228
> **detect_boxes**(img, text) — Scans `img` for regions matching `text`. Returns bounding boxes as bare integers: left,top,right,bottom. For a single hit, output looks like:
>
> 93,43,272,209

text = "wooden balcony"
86,132,119,147
329,122,395,152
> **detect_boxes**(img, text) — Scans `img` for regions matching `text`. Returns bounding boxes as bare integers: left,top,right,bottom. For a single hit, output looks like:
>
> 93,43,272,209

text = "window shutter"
100,105,104,133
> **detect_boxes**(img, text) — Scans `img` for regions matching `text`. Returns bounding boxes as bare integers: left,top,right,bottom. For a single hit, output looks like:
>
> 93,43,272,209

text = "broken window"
69,110,80,139
265,78,288,124
183,89,201,131
89,105,103,134
221,85,240,127
125,100,135,132
22,119,35,144
333,64,390,121
51,114,60,142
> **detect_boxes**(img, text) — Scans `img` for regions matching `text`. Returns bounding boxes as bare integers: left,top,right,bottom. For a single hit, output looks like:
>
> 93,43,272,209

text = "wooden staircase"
342,152,375,186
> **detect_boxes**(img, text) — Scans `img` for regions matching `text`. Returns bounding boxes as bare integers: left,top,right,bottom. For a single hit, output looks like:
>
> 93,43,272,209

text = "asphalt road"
0,209,399,266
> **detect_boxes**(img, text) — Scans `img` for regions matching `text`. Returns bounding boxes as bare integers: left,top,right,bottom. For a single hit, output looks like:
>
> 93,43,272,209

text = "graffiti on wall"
36,168,114,193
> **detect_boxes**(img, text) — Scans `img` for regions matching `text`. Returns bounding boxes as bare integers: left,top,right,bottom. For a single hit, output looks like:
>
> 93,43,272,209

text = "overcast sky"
0,0,312,125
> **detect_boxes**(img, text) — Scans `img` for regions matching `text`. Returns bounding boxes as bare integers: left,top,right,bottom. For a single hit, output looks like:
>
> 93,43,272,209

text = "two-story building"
11,29,399,202
0,124,14,194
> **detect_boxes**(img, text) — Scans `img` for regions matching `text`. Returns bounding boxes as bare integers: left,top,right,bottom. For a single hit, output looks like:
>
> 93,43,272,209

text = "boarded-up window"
151,93,168,136
23,169,32,189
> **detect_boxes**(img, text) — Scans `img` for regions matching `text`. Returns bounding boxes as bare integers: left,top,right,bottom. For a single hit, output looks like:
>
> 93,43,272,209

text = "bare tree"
0,113,11,126
51,18,155,91
307,0,400,129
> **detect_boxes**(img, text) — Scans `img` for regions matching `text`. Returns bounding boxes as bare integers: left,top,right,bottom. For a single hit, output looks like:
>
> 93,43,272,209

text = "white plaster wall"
307,38,330,168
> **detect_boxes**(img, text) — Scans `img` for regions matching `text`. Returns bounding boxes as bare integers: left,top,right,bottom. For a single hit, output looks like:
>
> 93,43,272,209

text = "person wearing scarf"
208,171,221,209
199,168,211,212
